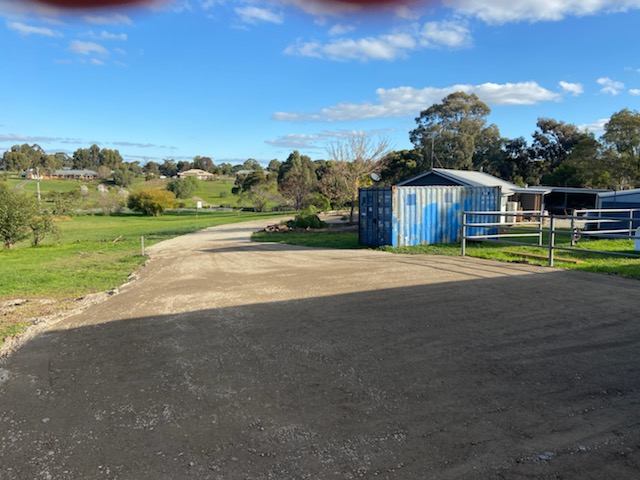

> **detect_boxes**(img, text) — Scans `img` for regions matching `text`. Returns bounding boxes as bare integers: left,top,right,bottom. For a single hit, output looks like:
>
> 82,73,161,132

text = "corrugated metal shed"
359,185,500,247
597,189,640,209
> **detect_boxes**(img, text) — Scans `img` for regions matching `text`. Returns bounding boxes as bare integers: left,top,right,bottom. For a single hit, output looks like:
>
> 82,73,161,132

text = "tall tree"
176,160,192,173
278,151,317,210
193,156,217,173
410,92,492,170
99,148,123,170
379,149,423,185
159,159,178,177
602,108,640,187
143,161,161,178
530,118,581,182
326,132,391,222
242,158,262,171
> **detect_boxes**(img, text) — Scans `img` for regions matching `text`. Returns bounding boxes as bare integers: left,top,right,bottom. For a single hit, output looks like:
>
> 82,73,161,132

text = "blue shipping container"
359,186,500,247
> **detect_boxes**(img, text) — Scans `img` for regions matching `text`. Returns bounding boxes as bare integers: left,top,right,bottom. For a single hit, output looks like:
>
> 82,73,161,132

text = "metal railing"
462,209,640,267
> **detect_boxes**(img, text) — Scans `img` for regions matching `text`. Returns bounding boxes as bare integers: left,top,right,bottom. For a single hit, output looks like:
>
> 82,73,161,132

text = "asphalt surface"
2,218,640,479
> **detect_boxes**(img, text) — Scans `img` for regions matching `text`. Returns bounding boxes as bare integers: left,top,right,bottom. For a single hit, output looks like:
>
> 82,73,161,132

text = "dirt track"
2,219,640,479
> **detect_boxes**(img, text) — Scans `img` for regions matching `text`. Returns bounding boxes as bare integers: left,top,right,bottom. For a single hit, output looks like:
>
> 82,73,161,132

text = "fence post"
538,211,544,246
629,210,634,239
570,212,576,247
461,212,467,257
548,215,555,267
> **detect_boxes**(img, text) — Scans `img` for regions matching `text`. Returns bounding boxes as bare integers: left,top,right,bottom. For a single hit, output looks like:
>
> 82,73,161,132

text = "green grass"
5,177,94,193
0,322,30,349
0,210,284,299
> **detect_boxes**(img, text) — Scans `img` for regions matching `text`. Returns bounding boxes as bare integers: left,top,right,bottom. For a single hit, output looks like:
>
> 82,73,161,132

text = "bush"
0,184,37,249
167,176,200,199
303,193,331,212
290,206,326,229
128,189,177,216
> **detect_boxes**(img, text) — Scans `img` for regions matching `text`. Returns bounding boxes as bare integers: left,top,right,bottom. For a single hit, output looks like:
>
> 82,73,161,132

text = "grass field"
3,175,253,209
0,210,286,347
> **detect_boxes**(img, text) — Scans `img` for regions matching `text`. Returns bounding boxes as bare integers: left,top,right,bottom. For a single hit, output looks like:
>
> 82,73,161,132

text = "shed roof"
397,168,519,195
179,168,214,176
598,188,640,199
53,169,98,176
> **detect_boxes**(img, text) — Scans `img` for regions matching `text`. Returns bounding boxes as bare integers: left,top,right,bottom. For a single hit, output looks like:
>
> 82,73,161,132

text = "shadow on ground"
2,271,640,479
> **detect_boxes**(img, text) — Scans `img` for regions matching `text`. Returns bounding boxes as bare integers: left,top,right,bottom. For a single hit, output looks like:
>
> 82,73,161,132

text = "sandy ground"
1,219,640,479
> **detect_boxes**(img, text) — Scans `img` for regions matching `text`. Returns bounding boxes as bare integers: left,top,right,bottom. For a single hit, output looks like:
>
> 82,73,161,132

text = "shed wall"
393,186,500,247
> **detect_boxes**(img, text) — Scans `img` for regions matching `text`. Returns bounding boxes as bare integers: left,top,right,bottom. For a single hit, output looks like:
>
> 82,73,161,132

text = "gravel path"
1,219,640,479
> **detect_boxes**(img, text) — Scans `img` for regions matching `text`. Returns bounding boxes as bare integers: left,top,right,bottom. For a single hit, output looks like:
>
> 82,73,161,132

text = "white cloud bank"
559,81,584,95
597,77,624,95
285,21,470,62
69,40,108,56
7,21,62,38
274,82,560,122
445,0,640,24
235,6,284,25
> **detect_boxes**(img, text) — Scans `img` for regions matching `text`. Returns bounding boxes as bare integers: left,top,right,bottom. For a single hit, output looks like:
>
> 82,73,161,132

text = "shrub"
128,189,177,216
290,206,326,229
167,176,200,199
0,184,37,248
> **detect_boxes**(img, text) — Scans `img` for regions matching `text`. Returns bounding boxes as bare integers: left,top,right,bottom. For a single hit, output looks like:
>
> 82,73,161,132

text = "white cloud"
286,21,470,62
279,0,358,17
328,24,355,36
420,21,471,48
85,30,128,41
286,32,416,61
201,0,223,9
579,118,609,134
265,133,325,149
559,81,584,95
597,77,624,95
235,6,284,24
83,14,133,26
630,88,640,96
7,21,62,38
445,0,640,24
265,129,393,149
273,82,561,122
69,40,108,56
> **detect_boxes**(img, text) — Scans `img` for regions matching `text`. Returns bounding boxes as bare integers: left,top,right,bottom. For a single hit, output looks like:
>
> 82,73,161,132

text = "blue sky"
1,0,639,166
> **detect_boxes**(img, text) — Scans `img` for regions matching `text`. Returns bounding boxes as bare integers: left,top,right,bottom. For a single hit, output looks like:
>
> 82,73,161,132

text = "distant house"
178,169,215,180
48,169,98,180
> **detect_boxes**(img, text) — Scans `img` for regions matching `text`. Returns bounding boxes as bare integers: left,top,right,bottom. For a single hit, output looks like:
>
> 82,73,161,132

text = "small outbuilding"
397,168,545,215
597,188,640,209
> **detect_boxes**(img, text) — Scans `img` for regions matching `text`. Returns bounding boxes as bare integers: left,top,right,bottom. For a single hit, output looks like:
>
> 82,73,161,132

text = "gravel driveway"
1,218,640,479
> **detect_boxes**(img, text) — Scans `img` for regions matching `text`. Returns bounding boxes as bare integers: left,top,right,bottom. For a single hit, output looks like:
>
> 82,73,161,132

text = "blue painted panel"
361,185,500,247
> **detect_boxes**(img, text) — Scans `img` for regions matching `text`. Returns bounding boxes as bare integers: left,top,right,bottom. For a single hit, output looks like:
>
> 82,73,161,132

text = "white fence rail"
462,209,640,267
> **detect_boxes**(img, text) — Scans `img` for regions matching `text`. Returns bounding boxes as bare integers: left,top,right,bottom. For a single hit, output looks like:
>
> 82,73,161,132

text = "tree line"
390,92,640,190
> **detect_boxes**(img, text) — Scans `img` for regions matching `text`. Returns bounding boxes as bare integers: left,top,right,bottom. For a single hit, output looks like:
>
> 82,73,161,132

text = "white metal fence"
461,209,640,267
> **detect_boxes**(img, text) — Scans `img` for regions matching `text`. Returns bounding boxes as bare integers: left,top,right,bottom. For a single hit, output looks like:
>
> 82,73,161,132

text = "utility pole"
36,167,41,207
